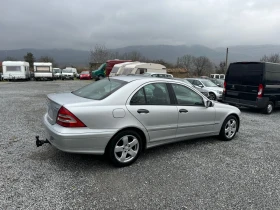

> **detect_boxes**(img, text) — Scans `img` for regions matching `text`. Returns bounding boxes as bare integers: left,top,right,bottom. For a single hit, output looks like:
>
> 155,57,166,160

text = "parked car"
61,69,74,80
53,68,62,80
223,61,280,114
186,78,223,101
79,71,92,80
209,78,224,87
39,76,241,167
172,78,210,98
142,72,173,78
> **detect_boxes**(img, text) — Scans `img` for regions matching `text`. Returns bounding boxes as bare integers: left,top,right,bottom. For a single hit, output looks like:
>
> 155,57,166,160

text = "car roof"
109,75,173,83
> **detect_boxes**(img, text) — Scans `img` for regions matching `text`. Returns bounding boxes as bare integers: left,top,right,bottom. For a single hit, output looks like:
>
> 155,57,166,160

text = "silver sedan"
42,76,241,167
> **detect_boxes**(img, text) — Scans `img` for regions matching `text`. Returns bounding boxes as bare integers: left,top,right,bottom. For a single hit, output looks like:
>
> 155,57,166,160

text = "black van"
222,62,280,114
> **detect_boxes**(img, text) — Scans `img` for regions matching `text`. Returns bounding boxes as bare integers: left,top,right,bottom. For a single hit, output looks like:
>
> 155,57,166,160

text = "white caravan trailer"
2,61,30,80
121,63,167,75
109,62,140,77
34,62,53,80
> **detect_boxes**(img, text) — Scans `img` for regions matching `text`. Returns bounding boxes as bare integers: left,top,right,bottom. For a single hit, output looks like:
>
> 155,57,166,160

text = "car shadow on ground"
238,106,280,115
30,136,223,171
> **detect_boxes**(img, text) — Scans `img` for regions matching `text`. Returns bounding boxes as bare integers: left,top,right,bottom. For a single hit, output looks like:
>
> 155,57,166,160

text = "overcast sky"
1,0,280,50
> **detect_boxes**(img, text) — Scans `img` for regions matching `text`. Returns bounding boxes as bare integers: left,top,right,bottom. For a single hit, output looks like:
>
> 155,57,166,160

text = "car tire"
107,130,142,167
219,115,238,141
263,101,274,115
209,92,216,101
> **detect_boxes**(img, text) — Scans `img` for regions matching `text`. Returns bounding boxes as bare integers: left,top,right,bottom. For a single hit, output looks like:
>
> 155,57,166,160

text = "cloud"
1,0,280,50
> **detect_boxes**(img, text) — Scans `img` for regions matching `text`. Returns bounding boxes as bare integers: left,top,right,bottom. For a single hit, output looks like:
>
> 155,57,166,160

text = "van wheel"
263,101,274,115
107,130,142,167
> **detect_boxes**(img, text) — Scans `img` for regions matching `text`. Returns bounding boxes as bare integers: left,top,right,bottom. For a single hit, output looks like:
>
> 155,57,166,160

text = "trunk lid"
46,93,93,125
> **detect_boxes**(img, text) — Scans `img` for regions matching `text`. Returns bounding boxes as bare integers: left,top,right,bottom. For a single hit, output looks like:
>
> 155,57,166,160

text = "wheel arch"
105,126,148,154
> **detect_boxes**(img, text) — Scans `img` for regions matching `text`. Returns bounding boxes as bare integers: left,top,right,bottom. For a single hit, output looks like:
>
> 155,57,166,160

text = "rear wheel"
219,115,238,141
107,130,142,167
263,101,274,114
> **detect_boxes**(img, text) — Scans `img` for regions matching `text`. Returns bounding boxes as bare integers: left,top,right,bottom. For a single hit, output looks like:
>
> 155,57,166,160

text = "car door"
126,82,178,142
170,83,216,139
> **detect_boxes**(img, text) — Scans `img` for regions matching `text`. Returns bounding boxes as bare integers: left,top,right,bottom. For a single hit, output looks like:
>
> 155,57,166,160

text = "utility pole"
225,47,229,71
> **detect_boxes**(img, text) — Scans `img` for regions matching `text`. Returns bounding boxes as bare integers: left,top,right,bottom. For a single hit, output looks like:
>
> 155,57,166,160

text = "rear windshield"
72,79,127,100
227,63,263,85
81,71,89,74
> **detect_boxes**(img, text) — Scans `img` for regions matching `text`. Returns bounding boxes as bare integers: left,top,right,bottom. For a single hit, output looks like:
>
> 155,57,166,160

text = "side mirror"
217,84,221,87
199,85,203,88
205,100,213,108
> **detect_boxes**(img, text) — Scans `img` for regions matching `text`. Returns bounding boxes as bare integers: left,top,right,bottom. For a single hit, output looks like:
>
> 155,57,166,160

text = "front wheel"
209,93,216,101
107,130,142,167
263,101,274,114
219,115,238,141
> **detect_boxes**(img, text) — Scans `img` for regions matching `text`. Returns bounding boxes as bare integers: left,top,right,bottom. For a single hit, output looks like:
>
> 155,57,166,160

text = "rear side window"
227,63,263,85
72,79,127,100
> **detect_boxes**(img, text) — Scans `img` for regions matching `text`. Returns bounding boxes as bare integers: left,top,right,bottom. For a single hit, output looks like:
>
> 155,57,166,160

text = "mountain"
1,45,280,67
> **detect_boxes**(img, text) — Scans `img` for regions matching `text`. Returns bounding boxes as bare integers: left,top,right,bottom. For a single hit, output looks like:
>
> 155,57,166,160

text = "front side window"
6,66,21,71
201,80,217,87
171,84,204,106
130,83,171,105
72,79,127,100
193,80,203,87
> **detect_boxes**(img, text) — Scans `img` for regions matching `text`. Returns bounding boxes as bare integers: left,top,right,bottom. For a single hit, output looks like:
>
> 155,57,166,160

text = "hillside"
1,45,280,66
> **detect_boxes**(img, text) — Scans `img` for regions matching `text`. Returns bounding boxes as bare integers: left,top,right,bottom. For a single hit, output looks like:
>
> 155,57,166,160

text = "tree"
24,52,35,68
38,56,54,63
260,53,280,63
4,56,17,61
176,55,194,71
192,56,213,76
90,44,112,63
215,61,227,74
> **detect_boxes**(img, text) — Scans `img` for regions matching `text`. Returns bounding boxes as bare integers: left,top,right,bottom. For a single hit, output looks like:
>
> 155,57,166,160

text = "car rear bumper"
222,96,269,108
43,114,117,155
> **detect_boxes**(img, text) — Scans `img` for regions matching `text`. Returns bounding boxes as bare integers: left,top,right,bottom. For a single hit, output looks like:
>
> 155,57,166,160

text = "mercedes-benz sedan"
42,76,241,167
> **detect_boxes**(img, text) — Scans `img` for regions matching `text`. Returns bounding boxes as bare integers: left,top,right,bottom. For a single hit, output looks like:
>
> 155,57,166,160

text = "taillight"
223,81,226,93
56,106,86,127
257,84,263,98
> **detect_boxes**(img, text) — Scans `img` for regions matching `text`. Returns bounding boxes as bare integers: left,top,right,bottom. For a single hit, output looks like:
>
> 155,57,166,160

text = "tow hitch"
36,136,50,147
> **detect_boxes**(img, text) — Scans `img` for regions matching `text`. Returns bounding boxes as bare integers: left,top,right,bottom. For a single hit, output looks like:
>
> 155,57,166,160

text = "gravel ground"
1,80,280,210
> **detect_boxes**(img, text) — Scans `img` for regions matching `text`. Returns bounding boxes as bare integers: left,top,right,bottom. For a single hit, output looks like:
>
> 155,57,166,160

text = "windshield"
62,69,72,73
111,66,120,73
98,63,106,70
53,69,61,73
81,71,89,74
201,80,217,87
142,73,151,77
72,79,127,100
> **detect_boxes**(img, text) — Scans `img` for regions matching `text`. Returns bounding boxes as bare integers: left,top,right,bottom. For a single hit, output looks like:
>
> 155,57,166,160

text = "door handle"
179,109,188,113
137,109,149,114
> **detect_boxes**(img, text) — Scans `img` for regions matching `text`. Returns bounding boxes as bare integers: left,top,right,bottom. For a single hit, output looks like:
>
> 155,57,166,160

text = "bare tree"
260,53,280,63
4,56,17,61
176,55,194,71
215,61,227,74
192,56,213,76
90,44,112,63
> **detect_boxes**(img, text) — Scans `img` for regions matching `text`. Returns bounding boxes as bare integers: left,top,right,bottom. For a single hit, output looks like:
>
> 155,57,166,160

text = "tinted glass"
6,66,21,71
193,80,203,86
172,84,204,106
130,88,146,105
72,79,127,100
144,83,170,105
265,63,280,85
227,63,263,85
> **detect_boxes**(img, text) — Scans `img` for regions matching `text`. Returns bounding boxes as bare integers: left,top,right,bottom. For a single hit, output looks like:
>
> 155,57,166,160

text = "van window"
214,75,219,79
227,63,263,86
6,66,21,71
265,63,280,85
135,68,147,74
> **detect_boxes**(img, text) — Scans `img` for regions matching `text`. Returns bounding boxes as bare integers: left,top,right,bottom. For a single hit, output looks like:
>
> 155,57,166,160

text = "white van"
34,62,53,81
53,68,62,79
65,67,78,77
210,74,225,79
109,62,140,77
121,63,167,75
2,61,30,80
